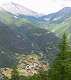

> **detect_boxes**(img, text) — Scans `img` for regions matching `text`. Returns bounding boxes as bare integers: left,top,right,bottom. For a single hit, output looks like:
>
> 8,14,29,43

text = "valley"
0,2,71,80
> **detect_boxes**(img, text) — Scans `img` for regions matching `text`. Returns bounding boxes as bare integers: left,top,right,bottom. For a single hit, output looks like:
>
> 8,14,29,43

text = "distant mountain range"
38,7,71,39
0,2,42,17
0,2,71,67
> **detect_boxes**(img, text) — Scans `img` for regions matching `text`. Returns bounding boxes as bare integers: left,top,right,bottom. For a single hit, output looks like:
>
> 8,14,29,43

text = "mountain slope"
40,7,71,23
1,2,42,17
1,5,71,67
38,7,71,40
0,21,59,67
48,17,71,40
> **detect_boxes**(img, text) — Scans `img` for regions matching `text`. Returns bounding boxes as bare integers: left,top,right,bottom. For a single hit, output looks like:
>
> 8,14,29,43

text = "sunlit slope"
48,17,71,38
0,10,32,26
0,10,14,24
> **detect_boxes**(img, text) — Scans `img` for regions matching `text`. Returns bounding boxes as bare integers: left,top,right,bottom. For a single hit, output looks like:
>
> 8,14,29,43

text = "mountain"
0,2,42,17
0,4,71,67
40,7,71,23
0,2,43,27
47,7,71,39
1,3,71,25
38,7,71,40
0,20,59,67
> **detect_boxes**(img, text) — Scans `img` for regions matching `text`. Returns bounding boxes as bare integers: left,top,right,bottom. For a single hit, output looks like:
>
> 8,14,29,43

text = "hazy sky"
0,0,71,14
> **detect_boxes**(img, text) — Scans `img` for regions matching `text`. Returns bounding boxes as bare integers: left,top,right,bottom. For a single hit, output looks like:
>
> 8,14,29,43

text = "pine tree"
48,33,71,80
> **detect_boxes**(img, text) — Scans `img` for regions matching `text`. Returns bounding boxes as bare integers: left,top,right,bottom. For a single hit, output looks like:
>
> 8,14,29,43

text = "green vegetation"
15,18,32,26
48,18,71,37
0,7,71,80
6,69,48,80
48,33,71,80
10,68,20,80
0,11,14,25
2,33,71,80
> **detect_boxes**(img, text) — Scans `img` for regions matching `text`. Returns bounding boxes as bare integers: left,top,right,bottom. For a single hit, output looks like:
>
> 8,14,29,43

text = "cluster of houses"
0,68,13,79
0,54,48,78
17,54,48,76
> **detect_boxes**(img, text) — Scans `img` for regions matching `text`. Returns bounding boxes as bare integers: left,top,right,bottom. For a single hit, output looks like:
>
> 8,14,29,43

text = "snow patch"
44,18,50,21
52,16,62,21
14,15,18,19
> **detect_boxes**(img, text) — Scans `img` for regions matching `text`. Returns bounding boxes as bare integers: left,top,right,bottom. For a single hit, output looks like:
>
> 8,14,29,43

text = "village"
0,54,48,79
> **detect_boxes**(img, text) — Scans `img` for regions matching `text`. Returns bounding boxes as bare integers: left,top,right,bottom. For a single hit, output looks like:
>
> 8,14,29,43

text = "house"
0,68,13,79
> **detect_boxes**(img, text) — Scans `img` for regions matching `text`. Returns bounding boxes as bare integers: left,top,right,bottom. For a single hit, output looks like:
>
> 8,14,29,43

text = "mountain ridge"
0,2,43,17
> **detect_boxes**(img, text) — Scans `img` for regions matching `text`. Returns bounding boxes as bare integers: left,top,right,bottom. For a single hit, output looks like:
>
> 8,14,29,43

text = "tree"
48,33,71,80
27,68,48,80
38,68,48,80
19,76,28,80
3,76,9,80
10,68,20,80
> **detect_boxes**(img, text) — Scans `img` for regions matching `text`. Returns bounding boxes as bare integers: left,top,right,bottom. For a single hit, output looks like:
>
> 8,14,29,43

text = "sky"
0,0,71,14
